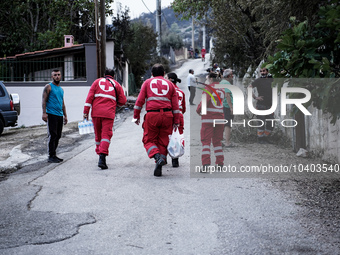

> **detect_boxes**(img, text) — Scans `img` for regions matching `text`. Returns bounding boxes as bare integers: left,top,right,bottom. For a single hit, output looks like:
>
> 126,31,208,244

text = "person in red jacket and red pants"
133,64,180,177
196,72,225,171
83,69,127,169
166,72,186,168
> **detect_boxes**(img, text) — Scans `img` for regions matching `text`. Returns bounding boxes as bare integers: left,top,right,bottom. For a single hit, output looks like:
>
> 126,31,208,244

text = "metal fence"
0,55,87,82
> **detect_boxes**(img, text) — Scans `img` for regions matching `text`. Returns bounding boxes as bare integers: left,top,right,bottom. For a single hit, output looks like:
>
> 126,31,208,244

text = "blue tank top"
46,82,64,116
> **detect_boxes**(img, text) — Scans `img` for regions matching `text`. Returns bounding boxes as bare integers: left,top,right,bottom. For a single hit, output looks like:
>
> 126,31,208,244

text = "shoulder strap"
105,78,120,105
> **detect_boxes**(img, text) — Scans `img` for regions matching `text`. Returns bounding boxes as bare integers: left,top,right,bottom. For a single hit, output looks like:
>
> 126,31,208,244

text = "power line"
162,13,171,28
139,0,170,28
140,0,153,13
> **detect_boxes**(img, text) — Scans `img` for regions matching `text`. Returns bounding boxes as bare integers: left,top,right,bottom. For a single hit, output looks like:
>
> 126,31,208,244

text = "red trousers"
142,111,173,160
200,122,224,165
92,117,114,155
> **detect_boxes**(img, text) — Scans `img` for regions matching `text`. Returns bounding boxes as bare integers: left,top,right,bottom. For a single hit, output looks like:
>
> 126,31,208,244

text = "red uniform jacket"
134,76,180,124
196,82,224,121
84,75,127,119
174,84,186,115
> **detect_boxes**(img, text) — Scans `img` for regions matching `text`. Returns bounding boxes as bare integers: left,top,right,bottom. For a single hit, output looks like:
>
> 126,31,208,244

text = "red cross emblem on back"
99,78,114,92
150,79,169,96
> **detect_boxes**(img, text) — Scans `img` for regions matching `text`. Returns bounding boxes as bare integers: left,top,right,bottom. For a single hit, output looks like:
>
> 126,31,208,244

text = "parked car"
0,81,20,135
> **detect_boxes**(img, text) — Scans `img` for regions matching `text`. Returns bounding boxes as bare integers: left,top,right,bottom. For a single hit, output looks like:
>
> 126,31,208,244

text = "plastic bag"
167,128,185,159
78,120,94,135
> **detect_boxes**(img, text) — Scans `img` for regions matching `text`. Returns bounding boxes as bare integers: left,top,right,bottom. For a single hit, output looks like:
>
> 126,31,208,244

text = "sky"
114,0,174,19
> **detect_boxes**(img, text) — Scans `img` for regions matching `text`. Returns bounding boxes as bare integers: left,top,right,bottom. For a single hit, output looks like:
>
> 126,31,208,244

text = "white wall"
7,86,91,127
106,41,114,69
305,108,340,163
123,62,129,97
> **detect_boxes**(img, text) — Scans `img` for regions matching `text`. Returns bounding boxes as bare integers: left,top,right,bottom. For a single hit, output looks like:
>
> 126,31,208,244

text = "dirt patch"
270,178,340,249
0,108,133,181
0,122,91,179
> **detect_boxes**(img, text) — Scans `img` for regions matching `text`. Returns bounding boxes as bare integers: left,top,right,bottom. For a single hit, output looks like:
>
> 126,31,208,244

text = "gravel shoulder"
222,127,340,250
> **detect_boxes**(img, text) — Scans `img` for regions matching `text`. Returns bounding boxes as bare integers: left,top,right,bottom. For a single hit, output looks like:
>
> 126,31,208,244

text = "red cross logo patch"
99,78,114,92
150,79,169,96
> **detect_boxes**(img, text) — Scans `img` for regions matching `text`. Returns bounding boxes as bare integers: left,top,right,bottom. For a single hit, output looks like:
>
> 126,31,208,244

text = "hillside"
132,7,203,47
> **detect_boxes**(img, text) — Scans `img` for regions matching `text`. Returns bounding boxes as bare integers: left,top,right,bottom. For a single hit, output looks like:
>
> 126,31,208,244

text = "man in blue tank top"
42,69,68,163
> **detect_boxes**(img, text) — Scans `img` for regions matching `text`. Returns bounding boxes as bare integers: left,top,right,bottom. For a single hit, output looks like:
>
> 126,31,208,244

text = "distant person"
249,68,274,144
207,63,222,79
201,47,206,62
196,72,225,170
187,69,196,105
166,72,186,168
189,46,194,58
195,48,199,58
133,64,180,177
83,69,127,169
212,63,219,73
42,69,68,163
220,69,234,148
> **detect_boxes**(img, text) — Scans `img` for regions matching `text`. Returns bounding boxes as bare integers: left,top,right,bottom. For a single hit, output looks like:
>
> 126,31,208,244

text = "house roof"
0,44,85,60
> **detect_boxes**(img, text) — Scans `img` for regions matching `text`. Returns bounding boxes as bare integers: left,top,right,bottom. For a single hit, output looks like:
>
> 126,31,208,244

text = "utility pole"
202,25,206,49
100,0,106,77
95,0,106,78
191,16,194,52
95,0,101,78
156,0,161,56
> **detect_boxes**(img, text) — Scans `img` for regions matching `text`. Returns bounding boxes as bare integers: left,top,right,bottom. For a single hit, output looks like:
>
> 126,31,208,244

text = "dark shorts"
223,107,234,127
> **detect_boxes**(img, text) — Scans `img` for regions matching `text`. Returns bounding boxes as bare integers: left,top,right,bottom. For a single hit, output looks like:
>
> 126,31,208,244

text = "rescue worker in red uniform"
201,47,206,62
83,69,127,169
196,72,225,171
166,72,186,168
133,64,180,177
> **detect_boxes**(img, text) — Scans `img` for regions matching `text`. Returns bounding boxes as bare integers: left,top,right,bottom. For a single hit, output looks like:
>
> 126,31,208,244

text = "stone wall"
305,108,340,163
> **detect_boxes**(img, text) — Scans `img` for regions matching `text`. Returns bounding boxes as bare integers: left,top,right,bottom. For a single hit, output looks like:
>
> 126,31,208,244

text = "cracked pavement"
0,138,97,250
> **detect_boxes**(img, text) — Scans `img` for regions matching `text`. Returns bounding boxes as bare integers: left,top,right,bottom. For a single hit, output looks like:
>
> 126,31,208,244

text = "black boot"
172,158,179,167
98,154,108,169
154,153,166,177
154,164,162,177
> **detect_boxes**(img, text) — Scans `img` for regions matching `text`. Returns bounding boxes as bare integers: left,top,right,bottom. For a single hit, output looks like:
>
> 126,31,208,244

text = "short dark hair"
189,69,194,74
208,72,220,83
52,69,60,74
151,64,165,77
105,68,115,77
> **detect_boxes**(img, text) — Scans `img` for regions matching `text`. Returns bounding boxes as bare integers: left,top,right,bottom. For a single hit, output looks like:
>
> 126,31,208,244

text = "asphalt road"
1,56,339,254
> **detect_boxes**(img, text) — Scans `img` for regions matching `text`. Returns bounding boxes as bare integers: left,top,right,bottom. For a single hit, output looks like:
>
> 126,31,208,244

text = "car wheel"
0,119,4,135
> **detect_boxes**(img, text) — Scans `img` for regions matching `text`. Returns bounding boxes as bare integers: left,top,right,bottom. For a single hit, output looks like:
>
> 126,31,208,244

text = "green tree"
125,21,158,87
265,2,340,123
161,22,184,51
171,0,330,75
109,4,133,50
0,0,113,57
